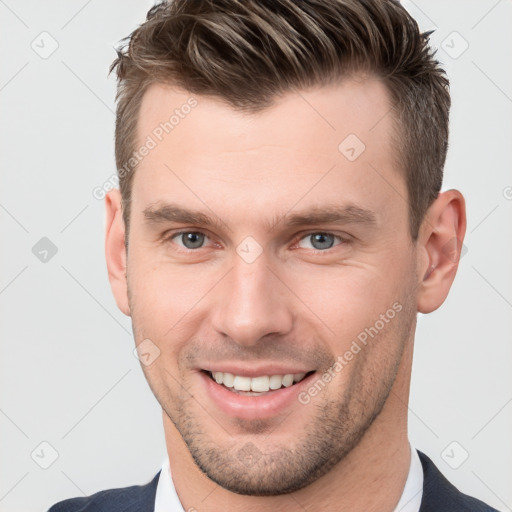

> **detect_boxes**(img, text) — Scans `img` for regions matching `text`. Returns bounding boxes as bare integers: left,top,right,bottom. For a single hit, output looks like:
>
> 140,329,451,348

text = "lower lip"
199,371,316,421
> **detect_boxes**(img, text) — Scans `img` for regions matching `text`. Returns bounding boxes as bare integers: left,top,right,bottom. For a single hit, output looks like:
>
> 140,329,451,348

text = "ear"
105,188,130,316
416,189,467,314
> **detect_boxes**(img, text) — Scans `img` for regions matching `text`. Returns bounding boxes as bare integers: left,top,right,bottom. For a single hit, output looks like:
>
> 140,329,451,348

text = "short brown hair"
109,0,450,244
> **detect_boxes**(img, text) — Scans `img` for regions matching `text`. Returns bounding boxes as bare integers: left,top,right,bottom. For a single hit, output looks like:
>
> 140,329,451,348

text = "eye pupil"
311,233,334,250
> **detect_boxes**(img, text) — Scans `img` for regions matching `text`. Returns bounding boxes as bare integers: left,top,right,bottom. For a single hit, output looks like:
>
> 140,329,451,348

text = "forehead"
131,78,406,233
137,77,395,155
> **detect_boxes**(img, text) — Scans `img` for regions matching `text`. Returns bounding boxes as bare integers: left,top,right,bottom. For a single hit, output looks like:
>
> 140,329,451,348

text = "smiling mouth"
202,369,315,396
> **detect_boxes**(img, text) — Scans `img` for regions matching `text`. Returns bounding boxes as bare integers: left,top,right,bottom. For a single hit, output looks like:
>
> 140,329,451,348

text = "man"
48,0,498,510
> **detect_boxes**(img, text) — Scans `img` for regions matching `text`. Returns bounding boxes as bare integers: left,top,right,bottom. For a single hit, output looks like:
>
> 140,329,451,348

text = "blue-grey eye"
298,232,339,250
177,232,205,249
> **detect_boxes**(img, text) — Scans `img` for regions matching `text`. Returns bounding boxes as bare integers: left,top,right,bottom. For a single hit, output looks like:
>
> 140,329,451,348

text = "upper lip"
200,364,314,378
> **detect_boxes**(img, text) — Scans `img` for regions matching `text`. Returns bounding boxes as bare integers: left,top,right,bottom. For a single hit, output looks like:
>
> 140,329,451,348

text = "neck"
165,341,414,512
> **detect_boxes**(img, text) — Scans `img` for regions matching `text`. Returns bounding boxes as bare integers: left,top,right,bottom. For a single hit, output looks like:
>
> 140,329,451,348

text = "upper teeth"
211,372,307,392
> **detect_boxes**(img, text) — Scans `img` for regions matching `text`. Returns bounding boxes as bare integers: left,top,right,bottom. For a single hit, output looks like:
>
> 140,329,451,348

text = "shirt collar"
391,443,424,512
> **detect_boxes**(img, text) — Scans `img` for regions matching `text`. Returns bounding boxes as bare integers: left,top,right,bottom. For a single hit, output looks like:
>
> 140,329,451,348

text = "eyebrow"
142,201,378,233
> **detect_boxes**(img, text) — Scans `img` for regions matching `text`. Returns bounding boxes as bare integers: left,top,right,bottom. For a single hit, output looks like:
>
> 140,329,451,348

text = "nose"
211,254,294,347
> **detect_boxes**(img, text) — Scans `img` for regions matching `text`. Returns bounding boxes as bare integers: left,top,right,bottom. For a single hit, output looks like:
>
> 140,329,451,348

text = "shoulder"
47,470,161,512
418,450,499,512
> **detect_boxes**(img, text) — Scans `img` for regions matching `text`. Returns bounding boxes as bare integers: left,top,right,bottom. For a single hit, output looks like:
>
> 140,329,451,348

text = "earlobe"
105,189,131,317
416,189,467,314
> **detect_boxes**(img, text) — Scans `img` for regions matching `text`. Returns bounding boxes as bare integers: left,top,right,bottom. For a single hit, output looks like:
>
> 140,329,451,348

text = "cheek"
285,263,399,335
129,255,214,326
127,256,225,374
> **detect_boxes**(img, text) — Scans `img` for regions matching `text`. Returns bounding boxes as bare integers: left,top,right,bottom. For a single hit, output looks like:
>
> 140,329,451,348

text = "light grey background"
0,1,510,511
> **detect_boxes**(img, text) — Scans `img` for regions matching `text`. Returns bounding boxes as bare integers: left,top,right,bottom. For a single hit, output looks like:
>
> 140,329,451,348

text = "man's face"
123,78,419,495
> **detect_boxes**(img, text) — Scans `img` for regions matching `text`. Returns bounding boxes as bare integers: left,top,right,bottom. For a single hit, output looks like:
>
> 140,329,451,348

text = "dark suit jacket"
47,450,499,511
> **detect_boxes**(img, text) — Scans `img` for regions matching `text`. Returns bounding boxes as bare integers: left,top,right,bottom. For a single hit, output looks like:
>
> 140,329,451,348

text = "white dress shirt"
154,443,423,512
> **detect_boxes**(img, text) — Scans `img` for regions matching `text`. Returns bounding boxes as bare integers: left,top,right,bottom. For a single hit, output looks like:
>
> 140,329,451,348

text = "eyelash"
163,230,348,254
